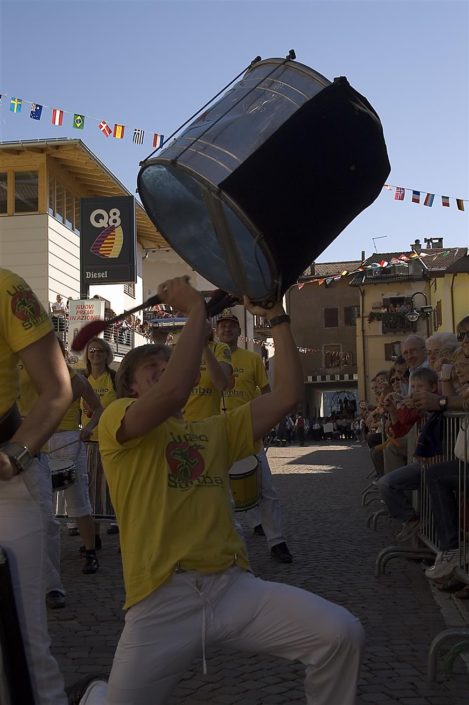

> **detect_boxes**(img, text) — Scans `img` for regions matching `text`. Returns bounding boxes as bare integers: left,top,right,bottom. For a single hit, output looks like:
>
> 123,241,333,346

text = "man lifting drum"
70,277,364,705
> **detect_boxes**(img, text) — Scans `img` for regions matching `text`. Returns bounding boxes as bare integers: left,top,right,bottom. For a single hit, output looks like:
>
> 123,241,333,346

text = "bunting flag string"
384,183,466,211
0,92,164,149
293,245,468,289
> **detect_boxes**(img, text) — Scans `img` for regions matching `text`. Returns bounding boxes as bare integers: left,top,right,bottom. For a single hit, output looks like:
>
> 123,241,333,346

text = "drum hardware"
137,52,390,306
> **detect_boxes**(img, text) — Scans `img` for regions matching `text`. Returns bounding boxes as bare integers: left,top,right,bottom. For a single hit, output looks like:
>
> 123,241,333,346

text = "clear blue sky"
1,0,467,264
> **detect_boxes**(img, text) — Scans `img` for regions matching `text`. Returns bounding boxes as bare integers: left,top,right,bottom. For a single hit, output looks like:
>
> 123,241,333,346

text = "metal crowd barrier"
370,410,469,679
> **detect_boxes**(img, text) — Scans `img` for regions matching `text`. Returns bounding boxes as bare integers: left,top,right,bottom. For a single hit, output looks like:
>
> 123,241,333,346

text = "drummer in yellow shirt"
183,323,233,422
69,277,363,705
216,308,293,563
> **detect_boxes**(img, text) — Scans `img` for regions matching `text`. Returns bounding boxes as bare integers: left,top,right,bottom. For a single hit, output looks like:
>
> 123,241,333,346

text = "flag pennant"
441,195,450,207
378,260,388,268
52,108,64,126
394,187,405,201
30,103,43,120
153,132,164,149
133,128,145,145
73,114,85,129
456,199,465,211
424,193,434,207
113,124,125,139
99,120,112,137
10,97,22,113
412,190,420,204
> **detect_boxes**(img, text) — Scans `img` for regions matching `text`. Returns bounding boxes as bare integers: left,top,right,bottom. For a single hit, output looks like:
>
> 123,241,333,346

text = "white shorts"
48,431,92,518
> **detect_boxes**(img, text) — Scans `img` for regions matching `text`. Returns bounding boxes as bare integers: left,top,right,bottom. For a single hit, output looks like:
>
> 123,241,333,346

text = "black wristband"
269,314,291,328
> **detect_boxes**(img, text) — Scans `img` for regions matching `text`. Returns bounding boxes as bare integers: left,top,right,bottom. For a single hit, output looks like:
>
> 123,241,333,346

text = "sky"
1,0,468,266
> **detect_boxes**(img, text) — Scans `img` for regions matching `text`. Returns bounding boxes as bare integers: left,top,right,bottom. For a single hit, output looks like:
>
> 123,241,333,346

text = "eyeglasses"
88,348,105,353
457,331,469,342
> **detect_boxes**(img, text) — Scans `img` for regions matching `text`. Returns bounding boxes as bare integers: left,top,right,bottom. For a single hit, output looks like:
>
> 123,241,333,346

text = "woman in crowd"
80,337,117,542
47,340,103,597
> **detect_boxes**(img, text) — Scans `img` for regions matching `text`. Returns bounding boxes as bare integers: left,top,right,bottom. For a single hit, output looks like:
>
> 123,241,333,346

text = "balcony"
367,311,417,334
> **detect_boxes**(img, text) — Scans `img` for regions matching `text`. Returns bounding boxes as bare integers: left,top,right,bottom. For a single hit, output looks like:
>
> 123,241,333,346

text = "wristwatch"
0,442,34,475
439,396,448,410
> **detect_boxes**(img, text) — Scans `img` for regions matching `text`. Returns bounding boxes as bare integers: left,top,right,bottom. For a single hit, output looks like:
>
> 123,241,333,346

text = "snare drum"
48,457,76,492
228,456,261,512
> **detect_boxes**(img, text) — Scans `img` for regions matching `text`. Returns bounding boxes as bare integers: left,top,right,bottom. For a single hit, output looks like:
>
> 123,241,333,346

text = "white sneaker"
425,549,459,580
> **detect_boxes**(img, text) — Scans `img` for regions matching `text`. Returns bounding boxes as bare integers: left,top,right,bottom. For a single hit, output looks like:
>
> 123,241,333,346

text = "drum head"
229,455,258,476
138,165,276,303
48,457,74,473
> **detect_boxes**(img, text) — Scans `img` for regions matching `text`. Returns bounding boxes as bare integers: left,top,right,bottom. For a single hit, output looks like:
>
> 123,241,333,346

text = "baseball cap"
216,308,239,325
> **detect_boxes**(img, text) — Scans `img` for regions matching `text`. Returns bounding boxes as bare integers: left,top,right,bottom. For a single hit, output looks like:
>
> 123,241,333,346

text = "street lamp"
406,291,433,333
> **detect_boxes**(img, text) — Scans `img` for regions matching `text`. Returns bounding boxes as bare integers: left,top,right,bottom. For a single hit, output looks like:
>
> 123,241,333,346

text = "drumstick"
71,289,239,353
47,439,81,454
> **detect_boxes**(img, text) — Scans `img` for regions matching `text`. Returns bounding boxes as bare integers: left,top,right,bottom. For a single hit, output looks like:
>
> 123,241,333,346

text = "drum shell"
48,457,76,492
138,59,390,303
229,456,261,512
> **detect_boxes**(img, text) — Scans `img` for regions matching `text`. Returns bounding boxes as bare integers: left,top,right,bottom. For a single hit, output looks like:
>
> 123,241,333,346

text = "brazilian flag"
73,114,85,130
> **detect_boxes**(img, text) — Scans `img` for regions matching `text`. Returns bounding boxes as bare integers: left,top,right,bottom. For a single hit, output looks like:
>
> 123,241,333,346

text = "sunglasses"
88,348,105,353
457,331,469,342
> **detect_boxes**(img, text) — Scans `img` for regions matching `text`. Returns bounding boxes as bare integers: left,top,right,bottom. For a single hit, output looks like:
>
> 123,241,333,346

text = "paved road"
49,441,469,704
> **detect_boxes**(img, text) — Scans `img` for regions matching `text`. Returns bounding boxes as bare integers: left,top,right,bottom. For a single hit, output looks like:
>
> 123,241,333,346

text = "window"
324,344,341,368
324,307,338,327
124,282,136,298
55,183,64,223
65,191,74,230
384,341,401,361
14,171,38,213
344,305,359,325
0,173,7,214
434,300,442,330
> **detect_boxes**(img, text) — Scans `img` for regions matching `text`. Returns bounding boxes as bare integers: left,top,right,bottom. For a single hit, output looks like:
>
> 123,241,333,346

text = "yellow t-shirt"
18,366,80,436
99,401,256,609
221,347,268,411
81,370,116,441
58,370,81,431
0,269,52,416
183,342,232,421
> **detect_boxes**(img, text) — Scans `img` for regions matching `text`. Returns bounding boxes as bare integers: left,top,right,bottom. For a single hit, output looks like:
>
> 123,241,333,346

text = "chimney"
411,238,421,252
361,250,366,262
424,237,443,249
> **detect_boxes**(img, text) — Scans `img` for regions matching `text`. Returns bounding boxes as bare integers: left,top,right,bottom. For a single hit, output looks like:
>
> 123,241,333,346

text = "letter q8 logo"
90,208,121,228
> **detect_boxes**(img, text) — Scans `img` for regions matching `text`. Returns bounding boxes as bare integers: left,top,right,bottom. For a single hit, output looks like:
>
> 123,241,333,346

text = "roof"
349,247,467,286
300,260,362,280
445,254,469,274
0,138,168,250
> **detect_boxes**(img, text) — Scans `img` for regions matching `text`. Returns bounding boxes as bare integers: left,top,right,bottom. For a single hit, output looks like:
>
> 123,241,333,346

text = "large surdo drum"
137,56,390,305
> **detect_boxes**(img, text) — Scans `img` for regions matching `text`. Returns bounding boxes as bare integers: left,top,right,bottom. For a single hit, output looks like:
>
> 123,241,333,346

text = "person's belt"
0,404,22,444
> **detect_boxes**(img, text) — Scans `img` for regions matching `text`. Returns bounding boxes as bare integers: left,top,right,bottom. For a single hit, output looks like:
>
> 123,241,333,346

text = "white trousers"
81,566,364,705
0,461,67,705
245,449,286,548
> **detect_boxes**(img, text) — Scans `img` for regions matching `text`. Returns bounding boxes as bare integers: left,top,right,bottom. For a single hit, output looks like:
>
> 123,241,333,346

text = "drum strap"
0,404,21,444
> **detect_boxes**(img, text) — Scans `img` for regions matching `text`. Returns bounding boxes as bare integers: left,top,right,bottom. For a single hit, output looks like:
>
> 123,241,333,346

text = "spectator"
294,413,306,446
50,293,68,338
376,367,440,541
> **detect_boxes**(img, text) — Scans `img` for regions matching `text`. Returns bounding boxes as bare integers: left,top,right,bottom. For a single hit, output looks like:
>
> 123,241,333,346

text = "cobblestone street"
49,441,469,704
